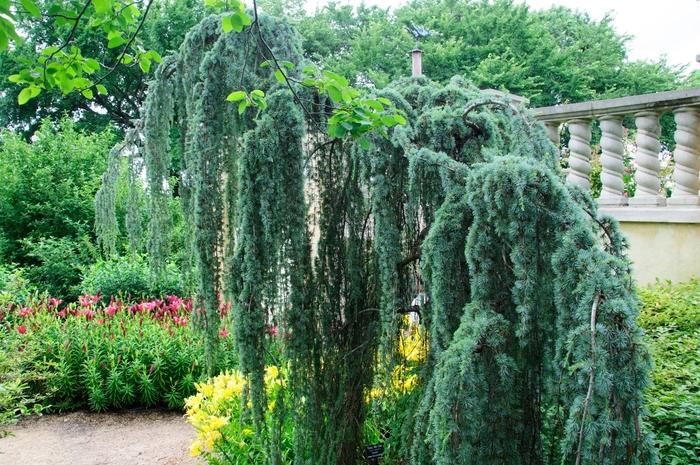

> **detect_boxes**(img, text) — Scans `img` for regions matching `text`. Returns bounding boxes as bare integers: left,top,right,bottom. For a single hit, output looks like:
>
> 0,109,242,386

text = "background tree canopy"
1,0,694,136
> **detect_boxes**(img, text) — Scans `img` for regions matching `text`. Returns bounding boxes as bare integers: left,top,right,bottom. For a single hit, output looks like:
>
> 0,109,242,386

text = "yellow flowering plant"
185,366,293,464
364,316,428,460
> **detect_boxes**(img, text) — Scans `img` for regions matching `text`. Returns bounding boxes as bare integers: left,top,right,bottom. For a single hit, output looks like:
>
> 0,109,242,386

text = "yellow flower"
190,440,203,457
242,427,253,437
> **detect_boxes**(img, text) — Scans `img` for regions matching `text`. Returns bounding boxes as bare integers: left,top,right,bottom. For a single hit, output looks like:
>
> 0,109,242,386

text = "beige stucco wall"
618,222,700,285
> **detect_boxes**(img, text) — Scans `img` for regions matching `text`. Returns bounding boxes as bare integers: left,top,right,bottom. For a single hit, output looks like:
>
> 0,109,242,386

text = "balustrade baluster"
566,119,592,190
544,122,561,148
630,111,665,206
668,106,700,205
598,115,627,206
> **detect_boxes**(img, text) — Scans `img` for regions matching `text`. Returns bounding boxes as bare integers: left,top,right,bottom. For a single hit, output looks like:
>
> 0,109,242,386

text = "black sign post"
363,443,384,465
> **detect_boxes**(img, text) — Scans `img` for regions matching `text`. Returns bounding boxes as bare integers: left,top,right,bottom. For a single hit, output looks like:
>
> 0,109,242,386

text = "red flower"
48,297,63,309
105,305,118,317
219,328,229,338
17,325,27,334
19,307,32,317
267,325,278,337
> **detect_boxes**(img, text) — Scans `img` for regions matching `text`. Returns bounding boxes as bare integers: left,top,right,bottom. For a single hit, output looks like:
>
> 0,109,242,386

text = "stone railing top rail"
532,87,700,122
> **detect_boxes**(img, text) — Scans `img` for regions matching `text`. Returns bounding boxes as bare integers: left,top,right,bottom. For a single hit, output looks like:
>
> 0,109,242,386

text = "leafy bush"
0,119,113,288
22,236,96,300
0,264,36,307
81,255,183,301
639,280,700,465
0,295,235,422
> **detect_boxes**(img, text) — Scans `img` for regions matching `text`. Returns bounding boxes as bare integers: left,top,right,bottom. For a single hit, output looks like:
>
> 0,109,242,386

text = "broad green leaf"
107,35,126,49
96,84,108,95
366,100,384,112
251,89,265,98
17,85,40,104
20,0,41,17
93,0,112,15
274,69,286,84
394,114,407,125
326,85,342,103
260,60,271,69
139,58,151,73
280,61,294,70
377,97,392,105
322,70,349,87
226,91,246,102
146,50,162,63
83,58,100,73
121,54,134,65
82,89,94,99
238,100,249,115
7,74,21,83
222,16,233,33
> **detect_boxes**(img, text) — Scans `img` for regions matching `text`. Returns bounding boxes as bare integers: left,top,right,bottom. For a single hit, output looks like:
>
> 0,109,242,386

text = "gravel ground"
0,410,199,465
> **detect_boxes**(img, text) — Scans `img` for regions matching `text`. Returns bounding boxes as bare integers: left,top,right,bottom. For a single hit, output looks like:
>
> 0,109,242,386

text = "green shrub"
81,255,182,301
639,280,700,465
23,236,95,300
0,264,36,307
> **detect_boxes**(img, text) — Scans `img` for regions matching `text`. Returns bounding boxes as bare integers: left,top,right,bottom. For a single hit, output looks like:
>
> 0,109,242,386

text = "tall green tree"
0,118,114,296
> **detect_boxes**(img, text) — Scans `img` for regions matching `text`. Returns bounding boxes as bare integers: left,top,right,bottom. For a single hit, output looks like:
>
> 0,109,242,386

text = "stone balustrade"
532,88,700,223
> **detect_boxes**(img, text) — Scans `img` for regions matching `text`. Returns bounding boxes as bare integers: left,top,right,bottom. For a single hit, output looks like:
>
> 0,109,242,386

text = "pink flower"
48,297,63,309
267,325,278,337
17,325,27,334
105,305,118,317
57,309,67,318
219,328,229,338
19,307,32,317
79,294,100,307
79,309,96,320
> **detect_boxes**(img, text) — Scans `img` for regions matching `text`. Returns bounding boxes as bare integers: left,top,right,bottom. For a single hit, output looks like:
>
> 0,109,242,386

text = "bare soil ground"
0,410,199,465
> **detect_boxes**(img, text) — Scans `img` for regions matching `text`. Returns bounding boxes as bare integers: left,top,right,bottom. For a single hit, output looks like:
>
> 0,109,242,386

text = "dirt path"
0,410,199,465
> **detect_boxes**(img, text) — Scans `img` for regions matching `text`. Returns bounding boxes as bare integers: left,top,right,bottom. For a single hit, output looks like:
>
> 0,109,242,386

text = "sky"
307,0,700,73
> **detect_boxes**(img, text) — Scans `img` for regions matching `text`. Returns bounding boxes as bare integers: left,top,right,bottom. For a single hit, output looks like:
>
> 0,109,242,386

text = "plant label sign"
363,443,384,464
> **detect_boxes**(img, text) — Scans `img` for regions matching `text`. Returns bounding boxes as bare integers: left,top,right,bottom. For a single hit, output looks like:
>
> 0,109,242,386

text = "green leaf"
139,58,151,73
83,58,100,73
260,60,271,69
107,35,126,49
280,61,294,70
17,85,40,104
326,85,342,103
146,50,162,63
377,97,392,105
93,0,112,15
121,54,134,65
394,113,407,125
322,70,349,87
274,69,286,84
238,100,249,115
20,0,40,17
82,89,94,100
226,91,247,102
96,84,108,95
251,89,265,98
222,16,233,33
7,74,21,83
